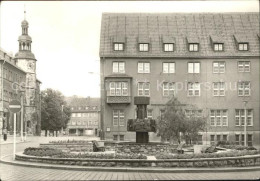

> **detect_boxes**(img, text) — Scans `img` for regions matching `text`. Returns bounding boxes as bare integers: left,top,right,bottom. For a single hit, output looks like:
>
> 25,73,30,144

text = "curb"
1,154,260,173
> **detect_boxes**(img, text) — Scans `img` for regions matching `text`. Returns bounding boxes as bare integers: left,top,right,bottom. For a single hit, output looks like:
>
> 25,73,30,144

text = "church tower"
14,10,40,135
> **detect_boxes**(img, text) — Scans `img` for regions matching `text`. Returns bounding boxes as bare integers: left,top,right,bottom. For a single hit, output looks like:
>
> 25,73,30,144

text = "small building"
66,96,100,136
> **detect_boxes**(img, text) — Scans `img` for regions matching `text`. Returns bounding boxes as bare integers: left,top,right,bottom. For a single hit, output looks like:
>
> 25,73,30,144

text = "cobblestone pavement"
0,136,260,180
1,164,260,181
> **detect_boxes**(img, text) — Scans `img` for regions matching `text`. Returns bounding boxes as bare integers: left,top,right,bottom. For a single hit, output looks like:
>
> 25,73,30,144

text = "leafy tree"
157,97,206,145
41,89,71,137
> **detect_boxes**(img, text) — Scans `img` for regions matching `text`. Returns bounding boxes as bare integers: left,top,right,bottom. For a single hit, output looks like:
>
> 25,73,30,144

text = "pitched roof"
65,96,100,112
100,13,259,58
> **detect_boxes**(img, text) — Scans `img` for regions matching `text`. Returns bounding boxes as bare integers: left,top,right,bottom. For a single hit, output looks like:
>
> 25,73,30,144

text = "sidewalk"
0,136,29,145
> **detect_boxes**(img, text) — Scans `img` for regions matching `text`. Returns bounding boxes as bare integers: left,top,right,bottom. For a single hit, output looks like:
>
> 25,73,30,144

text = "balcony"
106,96,131,104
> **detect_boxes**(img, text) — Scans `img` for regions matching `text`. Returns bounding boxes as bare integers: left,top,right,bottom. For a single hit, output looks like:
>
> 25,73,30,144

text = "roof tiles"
100,13,259,58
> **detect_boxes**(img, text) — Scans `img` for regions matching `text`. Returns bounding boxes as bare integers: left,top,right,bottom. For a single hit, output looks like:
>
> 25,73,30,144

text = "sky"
0,1,259,98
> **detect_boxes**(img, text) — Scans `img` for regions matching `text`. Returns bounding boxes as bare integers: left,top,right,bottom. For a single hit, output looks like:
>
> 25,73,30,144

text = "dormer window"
238,43,248,51
114,43,124,51
234,34,249,51
189,43,199,52
164,44,174,52
162,36,175,52
78,107,81,110
187,36,199,52
139,43,149,52
210,35,224,52
113,35,125,51
214,43,224,51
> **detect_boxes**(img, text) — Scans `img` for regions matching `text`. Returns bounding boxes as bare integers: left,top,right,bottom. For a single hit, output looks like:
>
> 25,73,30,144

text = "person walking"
3,128,7,141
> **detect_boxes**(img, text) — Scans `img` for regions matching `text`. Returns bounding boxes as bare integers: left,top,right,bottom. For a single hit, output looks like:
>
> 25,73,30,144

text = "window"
241,134,245,146
235,135,240,145
248,134,253,146
113,62,125,73
138,62,150,73
163,82,175,96
164,43,174,52
72,120,76,125
210,110,228,126
137,82,150,96
160,110,165,118
113,135,118,141
113,110,124,126
187,82,200,96
77,120,81,125
189,43,199,52
185,110,202,118
119,135,124,141
163,63,175,73
213,62,225,73
188,63,200,73
214,43,224,51
238,82,250,96
139,43,149,51
210,135,215,145
238,61,250,72
114,43,124,51
213,82,225,96
109,82,128,96
235,109,253,126
238,43,248,51
147,110,153,119
71,113,76,117
223,135,228,141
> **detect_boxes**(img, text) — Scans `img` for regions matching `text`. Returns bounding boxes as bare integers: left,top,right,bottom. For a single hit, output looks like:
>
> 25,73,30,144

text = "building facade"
0,17,41,136
99,13,260,146
66,97,100,136
0,49,26,135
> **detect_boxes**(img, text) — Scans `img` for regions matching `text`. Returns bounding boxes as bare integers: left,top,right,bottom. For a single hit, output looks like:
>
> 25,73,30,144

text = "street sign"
9,100,21,113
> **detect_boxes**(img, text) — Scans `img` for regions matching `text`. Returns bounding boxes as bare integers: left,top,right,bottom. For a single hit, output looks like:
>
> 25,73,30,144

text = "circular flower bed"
23,147,147,159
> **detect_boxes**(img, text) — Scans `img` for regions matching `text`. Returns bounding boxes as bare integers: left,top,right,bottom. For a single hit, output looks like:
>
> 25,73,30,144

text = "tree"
157,97,206,145
41,89,71,137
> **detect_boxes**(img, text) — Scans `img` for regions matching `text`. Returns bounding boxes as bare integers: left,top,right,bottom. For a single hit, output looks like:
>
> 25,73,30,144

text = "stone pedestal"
136,132,149,143
127,97,156,144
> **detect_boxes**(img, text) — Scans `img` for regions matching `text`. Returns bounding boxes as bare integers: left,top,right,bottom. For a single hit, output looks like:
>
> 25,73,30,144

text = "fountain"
127,96,156,143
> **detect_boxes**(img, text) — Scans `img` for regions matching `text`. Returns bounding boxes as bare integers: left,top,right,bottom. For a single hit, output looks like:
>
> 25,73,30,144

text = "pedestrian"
3,128,7,141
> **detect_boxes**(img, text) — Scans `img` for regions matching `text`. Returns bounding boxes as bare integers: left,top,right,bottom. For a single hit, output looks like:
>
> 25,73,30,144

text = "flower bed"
155,150,260,159
16,151,260,168
24,147,146,159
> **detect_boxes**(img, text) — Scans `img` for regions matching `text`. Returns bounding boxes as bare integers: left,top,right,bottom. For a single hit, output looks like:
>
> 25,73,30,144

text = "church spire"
15,8,35,60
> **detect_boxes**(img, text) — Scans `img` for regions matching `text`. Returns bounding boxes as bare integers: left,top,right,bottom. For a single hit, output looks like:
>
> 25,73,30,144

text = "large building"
99,13,260,146
66,96,100,136
0,49,26,135
0,16,41,136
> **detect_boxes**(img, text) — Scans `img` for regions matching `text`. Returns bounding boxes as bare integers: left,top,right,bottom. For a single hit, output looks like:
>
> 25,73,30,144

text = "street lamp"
243,101,247,146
